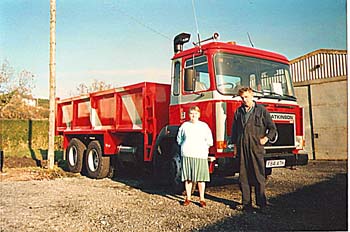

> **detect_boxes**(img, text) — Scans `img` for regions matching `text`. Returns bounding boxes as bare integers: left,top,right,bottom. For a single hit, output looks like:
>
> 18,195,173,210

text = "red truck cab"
168,33,308,177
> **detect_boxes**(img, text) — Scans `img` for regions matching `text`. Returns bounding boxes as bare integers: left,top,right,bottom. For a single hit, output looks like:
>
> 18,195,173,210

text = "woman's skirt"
181,156,210,182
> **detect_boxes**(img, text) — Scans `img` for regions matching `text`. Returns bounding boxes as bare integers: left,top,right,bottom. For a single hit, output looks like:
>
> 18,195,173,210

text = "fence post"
0,150,4,172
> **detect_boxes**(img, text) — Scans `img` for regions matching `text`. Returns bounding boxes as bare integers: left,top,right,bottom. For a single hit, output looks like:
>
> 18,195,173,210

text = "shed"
290,49,347,160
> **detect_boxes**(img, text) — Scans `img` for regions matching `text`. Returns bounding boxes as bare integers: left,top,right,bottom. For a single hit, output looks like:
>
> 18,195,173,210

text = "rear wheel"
84,140,110,179
66,138,85,173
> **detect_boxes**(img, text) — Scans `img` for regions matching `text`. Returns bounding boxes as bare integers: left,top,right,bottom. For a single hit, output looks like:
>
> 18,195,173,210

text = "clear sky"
0,0,347,99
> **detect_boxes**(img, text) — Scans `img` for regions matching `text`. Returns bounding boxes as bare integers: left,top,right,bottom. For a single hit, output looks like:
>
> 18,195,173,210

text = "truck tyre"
169,152,184,193
84,140,110,179
265,168,272,177
66,138,85,173
152,151,169,185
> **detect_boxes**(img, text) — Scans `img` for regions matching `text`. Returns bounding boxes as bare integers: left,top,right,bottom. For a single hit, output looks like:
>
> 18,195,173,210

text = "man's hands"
233,136,268,155
260,136,269,145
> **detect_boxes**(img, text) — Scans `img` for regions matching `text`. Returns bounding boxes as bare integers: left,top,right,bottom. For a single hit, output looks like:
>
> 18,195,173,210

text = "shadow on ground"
110,167,347,231
197,173,348,231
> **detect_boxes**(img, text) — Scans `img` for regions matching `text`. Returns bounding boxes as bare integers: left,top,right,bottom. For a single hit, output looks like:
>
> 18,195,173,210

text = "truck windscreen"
214,53,295,100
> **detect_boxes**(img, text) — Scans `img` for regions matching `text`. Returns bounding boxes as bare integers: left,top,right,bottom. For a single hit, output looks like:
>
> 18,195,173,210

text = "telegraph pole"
48,0,56,169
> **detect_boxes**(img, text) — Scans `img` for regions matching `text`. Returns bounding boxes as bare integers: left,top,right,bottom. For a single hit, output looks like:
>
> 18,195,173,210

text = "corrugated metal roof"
289,49,347,82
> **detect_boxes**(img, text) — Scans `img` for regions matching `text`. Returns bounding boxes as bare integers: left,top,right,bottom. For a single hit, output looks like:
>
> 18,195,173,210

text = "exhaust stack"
173,33,191,54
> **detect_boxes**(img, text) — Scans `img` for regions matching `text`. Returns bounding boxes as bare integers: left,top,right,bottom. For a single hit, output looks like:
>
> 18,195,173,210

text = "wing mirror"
184,68,195,91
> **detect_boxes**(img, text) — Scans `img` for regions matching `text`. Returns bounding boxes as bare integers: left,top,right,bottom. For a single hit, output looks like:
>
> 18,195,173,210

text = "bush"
0,119,62,159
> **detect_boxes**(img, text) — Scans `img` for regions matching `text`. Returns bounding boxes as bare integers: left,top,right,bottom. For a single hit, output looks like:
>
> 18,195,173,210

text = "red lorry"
56,33,308,190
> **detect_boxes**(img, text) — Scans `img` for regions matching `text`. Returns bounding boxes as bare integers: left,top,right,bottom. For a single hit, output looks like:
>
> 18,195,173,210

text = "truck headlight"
295,136,305,150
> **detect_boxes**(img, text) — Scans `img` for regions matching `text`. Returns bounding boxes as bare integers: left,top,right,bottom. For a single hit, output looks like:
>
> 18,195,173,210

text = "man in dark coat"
231,87,277,211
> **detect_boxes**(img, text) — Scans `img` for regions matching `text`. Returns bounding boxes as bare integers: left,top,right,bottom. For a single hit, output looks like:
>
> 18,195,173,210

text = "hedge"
0,119,63,158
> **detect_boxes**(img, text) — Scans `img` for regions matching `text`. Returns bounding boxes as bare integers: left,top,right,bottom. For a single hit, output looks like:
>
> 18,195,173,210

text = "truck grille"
267,123,295,149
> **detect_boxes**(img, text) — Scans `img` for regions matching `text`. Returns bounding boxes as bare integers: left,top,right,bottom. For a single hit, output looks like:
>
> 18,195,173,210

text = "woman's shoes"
183,198,206,207
183,198,190,206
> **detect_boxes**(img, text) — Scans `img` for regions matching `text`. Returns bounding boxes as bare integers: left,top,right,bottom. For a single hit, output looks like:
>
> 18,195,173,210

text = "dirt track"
0,160,348,231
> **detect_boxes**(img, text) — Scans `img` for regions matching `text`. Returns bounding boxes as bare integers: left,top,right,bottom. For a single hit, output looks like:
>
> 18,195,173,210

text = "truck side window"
173,61,180,96
184,56,210,92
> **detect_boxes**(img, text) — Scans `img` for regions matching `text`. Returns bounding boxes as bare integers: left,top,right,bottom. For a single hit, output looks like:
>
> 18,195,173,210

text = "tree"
0,59,35,113
75,79,113,95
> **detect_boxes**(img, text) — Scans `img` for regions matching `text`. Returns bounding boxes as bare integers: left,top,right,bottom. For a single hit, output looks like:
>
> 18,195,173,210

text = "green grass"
3,148,63,160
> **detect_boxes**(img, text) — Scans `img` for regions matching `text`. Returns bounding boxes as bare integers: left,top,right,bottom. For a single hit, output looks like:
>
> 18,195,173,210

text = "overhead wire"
191,0,201,43
102,0,171,41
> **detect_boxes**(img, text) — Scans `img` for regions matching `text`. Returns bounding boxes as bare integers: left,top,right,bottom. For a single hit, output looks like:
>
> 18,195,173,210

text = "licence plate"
266,159,286,168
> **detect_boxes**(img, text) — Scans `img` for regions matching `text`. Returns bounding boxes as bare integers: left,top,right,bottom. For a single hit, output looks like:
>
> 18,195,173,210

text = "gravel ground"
0,160,348,231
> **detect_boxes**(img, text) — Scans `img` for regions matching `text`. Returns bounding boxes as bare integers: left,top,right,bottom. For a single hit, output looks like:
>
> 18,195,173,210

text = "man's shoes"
235,204,254,211
266,201,274,207
183,198,190,206
199,200,206,208
256,206,268,213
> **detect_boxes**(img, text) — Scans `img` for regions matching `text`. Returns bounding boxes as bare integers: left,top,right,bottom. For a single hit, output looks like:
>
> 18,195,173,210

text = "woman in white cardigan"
177,106,213,207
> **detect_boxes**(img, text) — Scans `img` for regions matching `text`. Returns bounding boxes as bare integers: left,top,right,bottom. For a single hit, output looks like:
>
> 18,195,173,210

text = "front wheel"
265,168,272,178
153,150,170,185
84,140,110,179
169,152,184,193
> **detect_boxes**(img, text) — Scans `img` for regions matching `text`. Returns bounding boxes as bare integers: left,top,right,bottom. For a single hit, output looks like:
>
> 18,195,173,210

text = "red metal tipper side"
56,82,170,159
